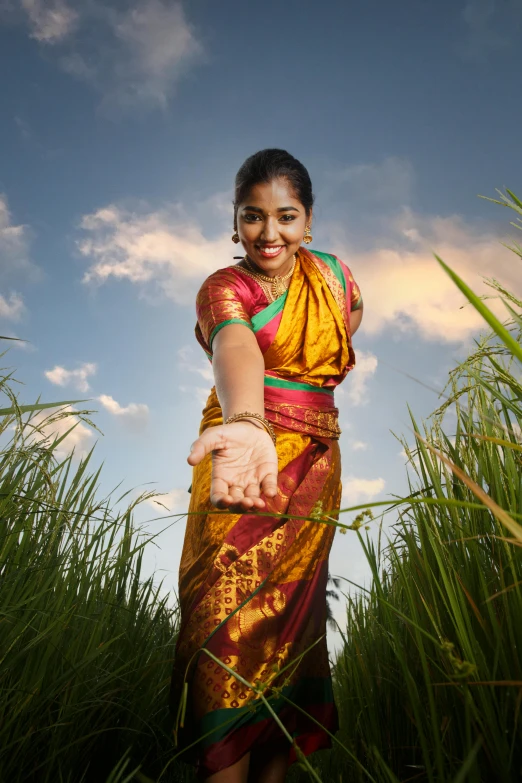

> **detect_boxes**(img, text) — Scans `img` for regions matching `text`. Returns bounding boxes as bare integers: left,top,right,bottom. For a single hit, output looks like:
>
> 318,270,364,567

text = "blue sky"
1,0,521,642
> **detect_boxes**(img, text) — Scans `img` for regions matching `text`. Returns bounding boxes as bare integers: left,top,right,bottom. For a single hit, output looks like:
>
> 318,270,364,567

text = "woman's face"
236,177,310,277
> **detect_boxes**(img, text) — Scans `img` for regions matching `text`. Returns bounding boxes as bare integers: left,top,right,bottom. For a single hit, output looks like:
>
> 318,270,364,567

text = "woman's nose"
260,216,279,242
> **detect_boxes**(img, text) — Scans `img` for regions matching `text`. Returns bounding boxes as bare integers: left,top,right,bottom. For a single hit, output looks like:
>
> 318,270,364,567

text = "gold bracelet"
224,411,277,446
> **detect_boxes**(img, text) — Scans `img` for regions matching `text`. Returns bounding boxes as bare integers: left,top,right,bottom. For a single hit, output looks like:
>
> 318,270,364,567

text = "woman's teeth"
259,246,283,256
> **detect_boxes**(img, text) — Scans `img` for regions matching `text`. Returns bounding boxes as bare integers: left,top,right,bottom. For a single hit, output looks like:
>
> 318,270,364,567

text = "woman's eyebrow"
242,205,300,213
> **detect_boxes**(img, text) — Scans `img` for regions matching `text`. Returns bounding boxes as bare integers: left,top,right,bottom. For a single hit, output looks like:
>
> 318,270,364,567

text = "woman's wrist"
224,412,277,445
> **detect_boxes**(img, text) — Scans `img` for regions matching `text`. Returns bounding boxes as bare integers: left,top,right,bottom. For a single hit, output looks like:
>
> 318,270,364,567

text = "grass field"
1,189,520,782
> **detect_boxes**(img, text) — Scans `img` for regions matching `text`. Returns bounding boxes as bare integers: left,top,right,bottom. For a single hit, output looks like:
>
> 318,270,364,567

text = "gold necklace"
241,254,296,303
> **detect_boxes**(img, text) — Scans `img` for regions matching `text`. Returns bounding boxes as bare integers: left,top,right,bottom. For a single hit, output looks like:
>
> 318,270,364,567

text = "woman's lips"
256,245,285,259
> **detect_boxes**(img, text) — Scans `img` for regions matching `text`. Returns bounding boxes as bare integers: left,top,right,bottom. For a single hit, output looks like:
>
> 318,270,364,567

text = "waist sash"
263,373,340,440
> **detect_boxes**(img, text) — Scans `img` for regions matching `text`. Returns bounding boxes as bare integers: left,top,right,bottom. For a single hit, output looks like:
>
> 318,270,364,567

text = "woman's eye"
280,215,295,222
244,214,260,222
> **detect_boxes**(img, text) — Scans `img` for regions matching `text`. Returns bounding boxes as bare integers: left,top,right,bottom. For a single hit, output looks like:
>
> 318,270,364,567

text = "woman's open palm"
187,421,278,511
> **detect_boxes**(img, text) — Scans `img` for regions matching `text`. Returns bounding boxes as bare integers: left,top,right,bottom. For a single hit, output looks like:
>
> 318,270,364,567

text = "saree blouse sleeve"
195,267,254,356
337,256,363,312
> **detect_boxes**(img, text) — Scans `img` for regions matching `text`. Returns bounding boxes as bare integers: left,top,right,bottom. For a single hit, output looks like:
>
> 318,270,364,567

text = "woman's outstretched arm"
187,324,278,512
212,324,265,420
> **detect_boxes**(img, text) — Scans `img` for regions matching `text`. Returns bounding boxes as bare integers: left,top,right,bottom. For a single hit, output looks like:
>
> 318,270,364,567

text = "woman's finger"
210,476,233,508
229,485,245,502
187,428,225,466
244,483,261,498
243,483,265,510
260,471,278,498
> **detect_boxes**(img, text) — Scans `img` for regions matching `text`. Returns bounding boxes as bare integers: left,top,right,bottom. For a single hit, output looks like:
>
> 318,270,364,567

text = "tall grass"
309,190,522,782
2,189,521,782
0,375,184,782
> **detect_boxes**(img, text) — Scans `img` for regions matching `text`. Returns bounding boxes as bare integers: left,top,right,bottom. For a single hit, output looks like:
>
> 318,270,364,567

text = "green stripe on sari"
251,291,288,333
309,249,347,296
198,677,334,748
264,375,334,395
209,318,253,349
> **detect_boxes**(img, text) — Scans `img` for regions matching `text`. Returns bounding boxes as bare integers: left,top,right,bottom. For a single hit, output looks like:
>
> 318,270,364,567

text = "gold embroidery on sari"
307,250,350,338
196,269,252,350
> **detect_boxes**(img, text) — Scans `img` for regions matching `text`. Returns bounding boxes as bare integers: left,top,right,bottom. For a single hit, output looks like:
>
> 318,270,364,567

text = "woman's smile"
256,244,285,259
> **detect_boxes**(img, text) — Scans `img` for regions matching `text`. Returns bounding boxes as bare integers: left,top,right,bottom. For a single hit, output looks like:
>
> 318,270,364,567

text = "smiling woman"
170,149,364,783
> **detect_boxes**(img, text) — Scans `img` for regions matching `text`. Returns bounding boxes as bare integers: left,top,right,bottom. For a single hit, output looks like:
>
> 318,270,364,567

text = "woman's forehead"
240,178,302,206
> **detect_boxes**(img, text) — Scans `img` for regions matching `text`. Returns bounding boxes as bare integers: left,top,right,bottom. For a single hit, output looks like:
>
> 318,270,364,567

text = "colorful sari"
171,247,362,778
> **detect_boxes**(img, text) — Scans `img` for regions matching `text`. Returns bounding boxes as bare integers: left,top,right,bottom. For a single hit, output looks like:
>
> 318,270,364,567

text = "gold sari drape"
171,248,361,778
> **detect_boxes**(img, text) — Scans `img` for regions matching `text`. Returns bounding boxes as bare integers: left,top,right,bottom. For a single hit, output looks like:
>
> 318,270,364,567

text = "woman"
171,149,363,783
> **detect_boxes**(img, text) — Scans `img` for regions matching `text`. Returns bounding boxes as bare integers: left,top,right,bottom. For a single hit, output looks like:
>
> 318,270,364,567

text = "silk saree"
171,247,362,778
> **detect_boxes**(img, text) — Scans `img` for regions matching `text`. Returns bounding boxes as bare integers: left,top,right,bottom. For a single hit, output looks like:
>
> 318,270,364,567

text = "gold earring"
231,231,240,244
303,225,313,244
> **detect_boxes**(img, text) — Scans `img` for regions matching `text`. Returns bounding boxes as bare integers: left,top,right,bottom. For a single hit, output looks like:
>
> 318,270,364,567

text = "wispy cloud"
44,362,149,427
342,476,386,505
351,440,368,451
9,0,203,110
97,394,149,425
458,0,522,61
177,345,213,381
26,405,95,462
332,207,520,344
146,487,190,515
0,292,25,321
78,169,522,347
321,157,521,345
179,385,212,408
102,0,203,109
345,350,378,407
45,362,97,392
21,0,77,43
0,194,39,284
177,346,213,407
78,203,232,305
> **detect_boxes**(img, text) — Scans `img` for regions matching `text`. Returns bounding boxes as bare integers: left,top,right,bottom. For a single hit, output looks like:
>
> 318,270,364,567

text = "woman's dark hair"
234,149,314,225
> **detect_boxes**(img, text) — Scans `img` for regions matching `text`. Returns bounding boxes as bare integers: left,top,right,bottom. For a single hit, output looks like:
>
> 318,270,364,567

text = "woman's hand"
187,421,278,512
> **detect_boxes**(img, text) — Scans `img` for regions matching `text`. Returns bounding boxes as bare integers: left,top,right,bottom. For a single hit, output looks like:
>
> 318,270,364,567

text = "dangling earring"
231,231,240,244
303,225,313,244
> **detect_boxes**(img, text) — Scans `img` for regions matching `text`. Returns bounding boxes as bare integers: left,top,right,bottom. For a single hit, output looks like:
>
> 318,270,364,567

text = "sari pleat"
171,248,361,777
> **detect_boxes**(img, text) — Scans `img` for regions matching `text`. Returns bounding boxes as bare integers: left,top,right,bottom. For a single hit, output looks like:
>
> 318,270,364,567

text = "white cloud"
21,0,77,43
335,209,521,344
78,182,522,348
0,194,39,283
79,203,232,305
146,487,190,515
177,346,213,408
337,349,377,407
178,345,213,381
11,0,203,110
97,393,149,424
342,476,386,505
351,440,368,451
45,362,97,392
345,350,378,406
26,405,95,461
106,0,203,109
0,292,25,321
179,384,212,408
